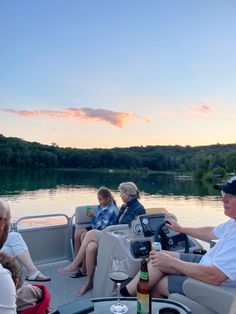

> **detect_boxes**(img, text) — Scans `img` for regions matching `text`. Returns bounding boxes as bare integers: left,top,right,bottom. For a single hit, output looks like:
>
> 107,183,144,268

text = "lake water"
0,169,226,228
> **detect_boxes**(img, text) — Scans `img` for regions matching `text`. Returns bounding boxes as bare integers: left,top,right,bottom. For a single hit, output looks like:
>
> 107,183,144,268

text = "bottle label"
137,292,150,314
140,271,148,280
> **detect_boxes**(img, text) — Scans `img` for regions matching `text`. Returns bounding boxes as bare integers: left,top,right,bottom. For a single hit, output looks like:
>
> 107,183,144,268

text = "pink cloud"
1,107,149,128
189,104,216,116
160,101,218,120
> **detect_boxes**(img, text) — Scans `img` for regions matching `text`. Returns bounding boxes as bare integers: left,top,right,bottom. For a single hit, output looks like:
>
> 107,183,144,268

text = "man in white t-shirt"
121,176,236,298
0,199,17,314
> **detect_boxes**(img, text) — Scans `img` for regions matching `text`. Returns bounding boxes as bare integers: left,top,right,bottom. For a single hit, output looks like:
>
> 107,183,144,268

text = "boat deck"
36,260,93,311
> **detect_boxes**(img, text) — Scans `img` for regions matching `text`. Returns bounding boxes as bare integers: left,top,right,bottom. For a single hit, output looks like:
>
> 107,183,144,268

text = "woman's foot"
26,270,51,282
70,268,87,278
58,264,77,276
78,282,93,296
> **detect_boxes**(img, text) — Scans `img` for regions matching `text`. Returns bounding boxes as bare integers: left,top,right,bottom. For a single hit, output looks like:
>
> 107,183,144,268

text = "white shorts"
1,232,28,257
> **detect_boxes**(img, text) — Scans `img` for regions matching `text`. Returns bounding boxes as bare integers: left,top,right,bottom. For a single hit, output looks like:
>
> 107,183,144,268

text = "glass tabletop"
91,297,191,314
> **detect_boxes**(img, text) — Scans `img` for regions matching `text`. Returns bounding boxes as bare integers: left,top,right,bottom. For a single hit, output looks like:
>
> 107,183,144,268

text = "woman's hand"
86,209,94,218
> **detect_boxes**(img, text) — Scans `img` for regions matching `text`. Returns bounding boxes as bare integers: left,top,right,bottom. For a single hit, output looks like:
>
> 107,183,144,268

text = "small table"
91,297,191,313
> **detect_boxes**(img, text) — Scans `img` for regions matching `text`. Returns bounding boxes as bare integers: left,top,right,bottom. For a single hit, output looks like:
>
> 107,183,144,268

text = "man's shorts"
168,253,202,295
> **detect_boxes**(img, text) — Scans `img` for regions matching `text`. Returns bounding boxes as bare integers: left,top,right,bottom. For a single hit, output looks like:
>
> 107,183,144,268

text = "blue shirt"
92,201,118,230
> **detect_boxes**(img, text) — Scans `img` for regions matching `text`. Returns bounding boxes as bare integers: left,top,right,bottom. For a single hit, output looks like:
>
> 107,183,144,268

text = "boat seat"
70,206,176,258
74,206,175,229
74,205,97,230
69,205,97,259
169,278,236,314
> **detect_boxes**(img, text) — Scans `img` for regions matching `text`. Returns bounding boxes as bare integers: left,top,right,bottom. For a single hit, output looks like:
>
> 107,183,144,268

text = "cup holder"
158,307,180,314
112,231,125,237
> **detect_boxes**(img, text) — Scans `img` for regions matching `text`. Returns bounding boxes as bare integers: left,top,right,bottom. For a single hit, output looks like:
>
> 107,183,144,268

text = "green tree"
225,152,236,173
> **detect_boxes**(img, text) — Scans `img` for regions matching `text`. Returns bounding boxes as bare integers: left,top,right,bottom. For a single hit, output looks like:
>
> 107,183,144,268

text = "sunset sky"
0,1,235,149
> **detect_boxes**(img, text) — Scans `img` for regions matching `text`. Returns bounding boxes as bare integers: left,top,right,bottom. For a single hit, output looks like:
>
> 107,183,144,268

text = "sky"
0,0,236,149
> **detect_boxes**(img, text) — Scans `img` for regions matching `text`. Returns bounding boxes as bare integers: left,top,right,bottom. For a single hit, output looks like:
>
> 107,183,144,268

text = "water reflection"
0,169,220,197
0,169,225,227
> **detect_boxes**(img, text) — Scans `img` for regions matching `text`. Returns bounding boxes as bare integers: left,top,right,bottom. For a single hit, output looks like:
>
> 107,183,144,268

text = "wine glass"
109,256,129,314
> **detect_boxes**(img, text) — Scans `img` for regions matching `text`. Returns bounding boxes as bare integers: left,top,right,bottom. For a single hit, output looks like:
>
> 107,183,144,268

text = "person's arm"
150,251,227,285
175,260,227,285
0,271,17,314
129,201,145,221
115,205,125,224
95,204,117,230
165,219,217,241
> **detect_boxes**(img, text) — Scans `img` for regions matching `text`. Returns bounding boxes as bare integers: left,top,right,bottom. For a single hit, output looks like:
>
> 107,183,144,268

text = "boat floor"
35,260,93,311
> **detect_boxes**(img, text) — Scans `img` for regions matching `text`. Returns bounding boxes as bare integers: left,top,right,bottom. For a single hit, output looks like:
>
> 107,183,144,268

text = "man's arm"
150,251,227,285
173,258,227,285
165,219,217,241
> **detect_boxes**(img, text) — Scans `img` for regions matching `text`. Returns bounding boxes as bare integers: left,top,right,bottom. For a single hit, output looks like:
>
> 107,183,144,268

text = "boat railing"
68,213,75,260
11,213,70,231
11,213,73,265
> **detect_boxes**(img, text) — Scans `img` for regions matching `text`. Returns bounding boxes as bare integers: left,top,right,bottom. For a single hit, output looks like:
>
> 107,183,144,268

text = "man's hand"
165,219,182,233
149,251,179,274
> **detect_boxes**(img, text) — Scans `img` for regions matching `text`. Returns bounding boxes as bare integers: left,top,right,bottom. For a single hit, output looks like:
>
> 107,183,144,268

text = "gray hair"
118,182,140,199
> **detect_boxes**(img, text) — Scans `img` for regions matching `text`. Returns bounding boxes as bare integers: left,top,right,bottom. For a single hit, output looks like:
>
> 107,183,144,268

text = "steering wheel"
154,222,189,253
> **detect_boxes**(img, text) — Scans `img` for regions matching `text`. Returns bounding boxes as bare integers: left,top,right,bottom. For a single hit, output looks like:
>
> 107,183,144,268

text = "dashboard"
139,213,169,237
130,213,190,258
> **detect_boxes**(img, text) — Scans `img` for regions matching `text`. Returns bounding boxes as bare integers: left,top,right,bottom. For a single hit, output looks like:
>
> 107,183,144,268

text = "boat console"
92,211,202,298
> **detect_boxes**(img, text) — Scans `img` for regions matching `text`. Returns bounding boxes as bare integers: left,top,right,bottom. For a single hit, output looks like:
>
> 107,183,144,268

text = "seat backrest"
75,205,98,224
19,284,50,314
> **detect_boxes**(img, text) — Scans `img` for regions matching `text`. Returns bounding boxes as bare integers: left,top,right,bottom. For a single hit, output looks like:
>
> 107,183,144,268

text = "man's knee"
152,276,169,298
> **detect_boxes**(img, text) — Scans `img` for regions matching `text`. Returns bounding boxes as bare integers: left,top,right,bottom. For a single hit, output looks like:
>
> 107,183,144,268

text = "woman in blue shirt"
74,187,118,256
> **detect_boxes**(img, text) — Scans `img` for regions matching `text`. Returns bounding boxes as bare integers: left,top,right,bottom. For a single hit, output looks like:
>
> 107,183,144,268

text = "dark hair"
0,252,21,285
97,187,117,206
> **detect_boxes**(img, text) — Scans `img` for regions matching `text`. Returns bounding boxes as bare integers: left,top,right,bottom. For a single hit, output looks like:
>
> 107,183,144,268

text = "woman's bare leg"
59,230,98,275
78,241,98,296
3,232,49,279
74,229,87,255
16,250,38,276
79,232,87,274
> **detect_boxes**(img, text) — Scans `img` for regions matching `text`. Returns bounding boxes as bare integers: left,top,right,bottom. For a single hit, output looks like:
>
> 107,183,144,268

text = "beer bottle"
137,258,151,314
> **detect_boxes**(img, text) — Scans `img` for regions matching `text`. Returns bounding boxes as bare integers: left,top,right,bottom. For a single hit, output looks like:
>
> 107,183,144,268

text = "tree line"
0,134,236,180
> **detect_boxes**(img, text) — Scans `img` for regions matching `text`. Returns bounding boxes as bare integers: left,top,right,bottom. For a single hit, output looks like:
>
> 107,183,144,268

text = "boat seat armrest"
103,224,128,232
183,278,236,314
